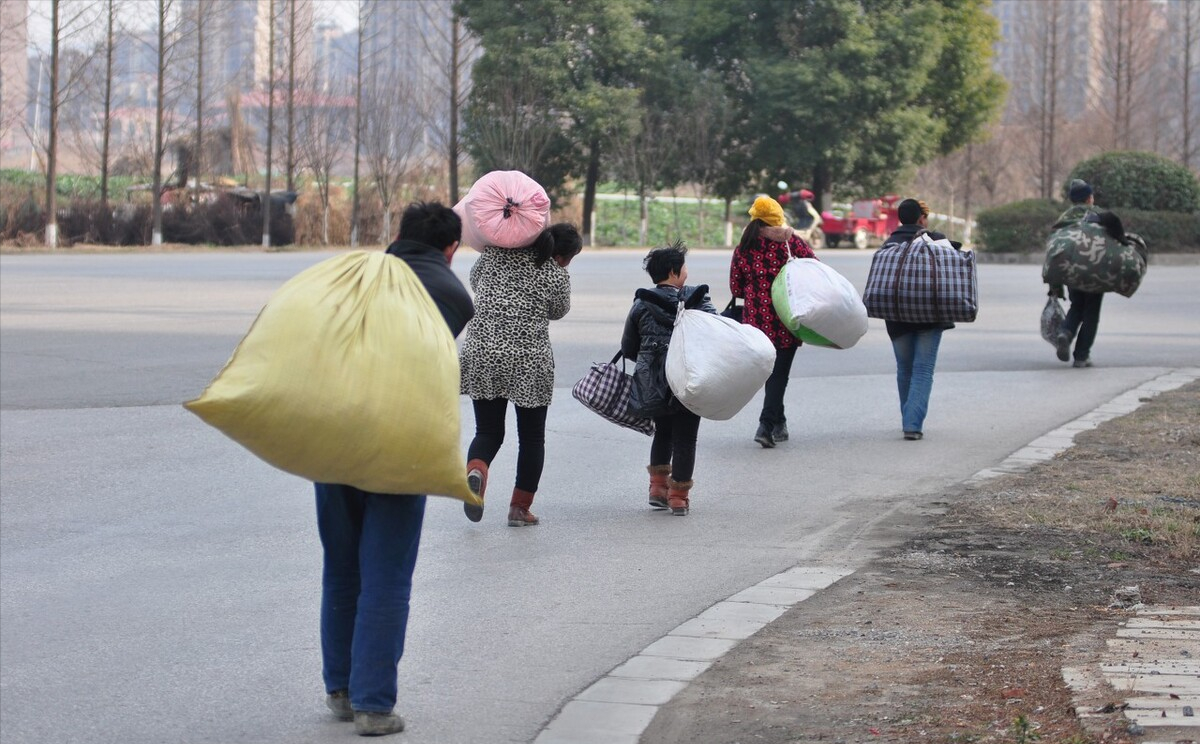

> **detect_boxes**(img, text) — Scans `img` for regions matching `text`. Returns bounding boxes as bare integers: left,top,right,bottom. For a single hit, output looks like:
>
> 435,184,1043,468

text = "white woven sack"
665,305,776,420
776,258,868,349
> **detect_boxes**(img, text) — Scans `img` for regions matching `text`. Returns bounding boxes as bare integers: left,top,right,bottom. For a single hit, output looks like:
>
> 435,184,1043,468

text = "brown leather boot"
667,478,693,516
647,464,671,509
464,458,488,523
508,488,540,526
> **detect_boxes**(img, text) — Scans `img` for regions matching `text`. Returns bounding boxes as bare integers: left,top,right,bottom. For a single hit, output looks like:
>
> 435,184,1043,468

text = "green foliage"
975,197,1200,254
1068,151,1200,212
1010,714,1041,744
593,196,728,248
974,199,1063,254
976,197,1200,253
1,169,139,201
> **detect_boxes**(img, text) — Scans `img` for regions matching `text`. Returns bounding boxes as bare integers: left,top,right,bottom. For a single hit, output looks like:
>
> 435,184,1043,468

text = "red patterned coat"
729,224,817,349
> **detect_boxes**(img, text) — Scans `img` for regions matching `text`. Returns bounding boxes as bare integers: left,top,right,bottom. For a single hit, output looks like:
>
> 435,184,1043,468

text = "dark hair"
1068,179,1093,204
735,219,766,253
897,198,928,226
642,239,688,283
548,222,584,264
397,201,461,248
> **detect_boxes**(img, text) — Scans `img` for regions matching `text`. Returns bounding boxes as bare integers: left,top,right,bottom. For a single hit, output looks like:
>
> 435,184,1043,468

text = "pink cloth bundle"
454,170,551,250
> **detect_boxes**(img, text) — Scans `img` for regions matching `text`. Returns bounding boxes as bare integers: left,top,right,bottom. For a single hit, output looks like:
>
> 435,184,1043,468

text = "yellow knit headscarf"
749,196,786,227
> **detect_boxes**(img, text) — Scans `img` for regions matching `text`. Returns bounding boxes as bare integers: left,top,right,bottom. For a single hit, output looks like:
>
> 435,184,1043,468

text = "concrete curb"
532,368,1199,744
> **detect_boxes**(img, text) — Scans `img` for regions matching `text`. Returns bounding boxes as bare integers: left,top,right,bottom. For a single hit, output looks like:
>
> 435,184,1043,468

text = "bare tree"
150,0,188,245
611,101,676,246
360,71,424,244
100,0,117,207
36,0,101,247
1093,0,1162,151
1173,0,1199,170
285,0,297,193
0,0,32,156
350,0,365,247
416,0,478,203
297,78,350,245
262,0,276,248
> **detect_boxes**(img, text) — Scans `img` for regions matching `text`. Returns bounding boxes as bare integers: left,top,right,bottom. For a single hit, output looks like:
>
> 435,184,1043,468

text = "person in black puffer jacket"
621,241,717,516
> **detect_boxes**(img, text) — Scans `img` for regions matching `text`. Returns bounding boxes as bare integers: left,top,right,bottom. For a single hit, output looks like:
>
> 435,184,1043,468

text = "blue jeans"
315,484,426,713
891,329,943,434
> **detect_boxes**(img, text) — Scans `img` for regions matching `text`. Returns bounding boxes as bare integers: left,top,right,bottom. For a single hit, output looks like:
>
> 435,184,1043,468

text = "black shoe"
354,711,405,736
903,431,923,441
754,422,775,448
1054,332,1071,362
771,421,789,442
1072,358,1093,368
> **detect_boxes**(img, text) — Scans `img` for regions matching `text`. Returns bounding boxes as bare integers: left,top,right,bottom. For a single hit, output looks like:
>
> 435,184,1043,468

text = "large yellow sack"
185,251,477,504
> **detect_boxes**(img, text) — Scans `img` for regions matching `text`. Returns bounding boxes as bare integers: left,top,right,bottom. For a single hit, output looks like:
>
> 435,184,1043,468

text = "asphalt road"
2,248,1197,744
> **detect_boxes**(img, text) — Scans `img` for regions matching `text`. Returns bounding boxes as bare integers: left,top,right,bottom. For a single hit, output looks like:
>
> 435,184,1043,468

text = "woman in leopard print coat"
460,223,582,527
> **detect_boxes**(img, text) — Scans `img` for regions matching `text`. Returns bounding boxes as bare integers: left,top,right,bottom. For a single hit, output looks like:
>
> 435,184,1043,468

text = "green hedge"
1068,152,1200,212
974,199,1063,254
975,199,1200,254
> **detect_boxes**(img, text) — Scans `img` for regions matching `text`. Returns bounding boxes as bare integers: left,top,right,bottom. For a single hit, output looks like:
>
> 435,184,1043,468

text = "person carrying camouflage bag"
1043,180,1148,368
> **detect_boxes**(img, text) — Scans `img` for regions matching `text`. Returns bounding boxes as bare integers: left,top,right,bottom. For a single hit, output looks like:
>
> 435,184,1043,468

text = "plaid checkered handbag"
863,230,978,323
572,351,655,436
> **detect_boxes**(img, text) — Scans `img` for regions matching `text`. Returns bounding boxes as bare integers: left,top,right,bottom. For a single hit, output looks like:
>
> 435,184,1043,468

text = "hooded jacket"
620,284,716,416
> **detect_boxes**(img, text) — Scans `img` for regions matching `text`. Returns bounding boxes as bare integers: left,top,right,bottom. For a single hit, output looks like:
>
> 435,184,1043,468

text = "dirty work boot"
754,422,775,448
463,459,488,523
507,487,540,526
1054,331,1072,362
353,711,405,736
771,421,789,443
647,464,671,509
326,690,353,721
667,478,693,516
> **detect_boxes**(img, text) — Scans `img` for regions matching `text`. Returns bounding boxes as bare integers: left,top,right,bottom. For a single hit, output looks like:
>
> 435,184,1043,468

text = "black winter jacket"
385,239,475,337
620,284,716,416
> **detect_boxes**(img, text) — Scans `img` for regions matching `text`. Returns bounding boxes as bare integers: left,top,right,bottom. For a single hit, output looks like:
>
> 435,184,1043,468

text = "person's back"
1050,179,1105,368
317,201,471,737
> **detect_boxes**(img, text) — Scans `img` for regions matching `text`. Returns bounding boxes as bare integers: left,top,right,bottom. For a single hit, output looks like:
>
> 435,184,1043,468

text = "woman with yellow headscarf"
729,195,818,448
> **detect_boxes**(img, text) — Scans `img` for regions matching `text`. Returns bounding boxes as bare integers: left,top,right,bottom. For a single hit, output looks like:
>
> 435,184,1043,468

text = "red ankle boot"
464,459,488,523
507,488,539,526
667,478,693,516
647,464,671,509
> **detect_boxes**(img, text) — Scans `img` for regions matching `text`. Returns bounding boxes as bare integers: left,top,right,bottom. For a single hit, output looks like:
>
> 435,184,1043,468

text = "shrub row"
975,199,1200,254
1068,152,1200,213
1,193,294,247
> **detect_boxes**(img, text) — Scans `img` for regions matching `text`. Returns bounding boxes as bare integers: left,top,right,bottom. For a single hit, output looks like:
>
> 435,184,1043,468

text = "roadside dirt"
644,381,1199,744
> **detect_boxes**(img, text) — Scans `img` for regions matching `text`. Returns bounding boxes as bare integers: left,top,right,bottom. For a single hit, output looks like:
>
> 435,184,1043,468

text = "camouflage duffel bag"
1042,222,1148,297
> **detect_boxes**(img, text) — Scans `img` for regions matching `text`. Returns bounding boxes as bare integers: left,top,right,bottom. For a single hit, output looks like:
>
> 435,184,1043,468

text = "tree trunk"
194,0,204,202
811,163,831,212
1185,2,1195,169
152,0,167,246
262,0,275,249
724,197,732,247
449,14,461,203
638,193,647,246
286,0,295,193
350,0,364,248
100,0,114,209
582,139,600,246
44,0,60,249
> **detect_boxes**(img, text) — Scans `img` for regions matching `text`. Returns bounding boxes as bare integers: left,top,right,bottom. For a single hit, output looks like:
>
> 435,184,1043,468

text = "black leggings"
466,398,548,493
650,408,701,483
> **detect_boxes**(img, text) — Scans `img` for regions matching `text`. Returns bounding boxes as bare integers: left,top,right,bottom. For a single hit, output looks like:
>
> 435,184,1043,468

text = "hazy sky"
24,0,359,52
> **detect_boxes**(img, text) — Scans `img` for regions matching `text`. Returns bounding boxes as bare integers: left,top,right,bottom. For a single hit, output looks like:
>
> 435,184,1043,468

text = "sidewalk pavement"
535,369,1199,744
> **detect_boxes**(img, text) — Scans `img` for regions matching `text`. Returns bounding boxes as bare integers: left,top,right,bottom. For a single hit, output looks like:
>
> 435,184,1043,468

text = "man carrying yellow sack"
317,202,473,736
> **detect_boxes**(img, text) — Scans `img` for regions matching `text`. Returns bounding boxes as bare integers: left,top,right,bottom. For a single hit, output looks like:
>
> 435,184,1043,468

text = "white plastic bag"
665,304,776,420
771,257,868,349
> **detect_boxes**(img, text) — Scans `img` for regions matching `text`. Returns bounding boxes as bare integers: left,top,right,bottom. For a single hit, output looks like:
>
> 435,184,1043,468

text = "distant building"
0,0,29,156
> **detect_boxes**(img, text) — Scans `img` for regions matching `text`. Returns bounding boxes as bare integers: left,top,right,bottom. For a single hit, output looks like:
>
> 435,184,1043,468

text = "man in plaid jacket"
881,199,957,441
